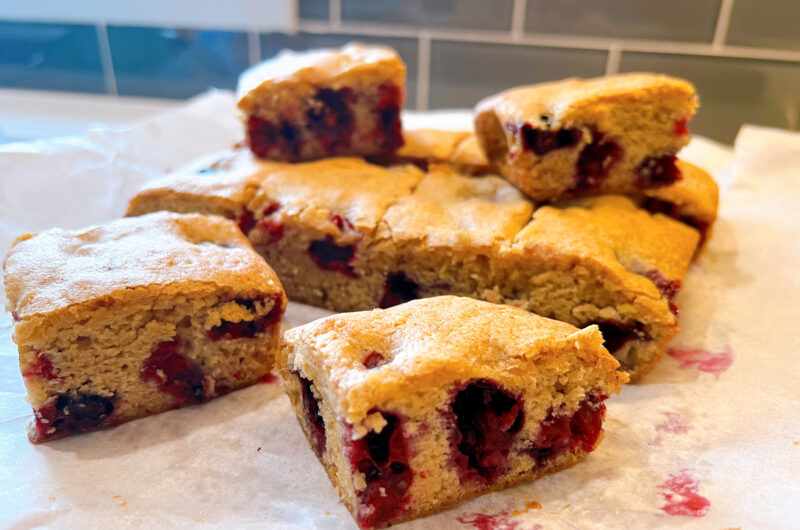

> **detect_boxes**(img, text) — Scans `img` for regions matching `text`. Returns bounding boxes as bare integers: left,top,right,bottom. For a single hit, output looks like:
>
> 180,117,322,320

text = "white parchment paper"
1,93,799,529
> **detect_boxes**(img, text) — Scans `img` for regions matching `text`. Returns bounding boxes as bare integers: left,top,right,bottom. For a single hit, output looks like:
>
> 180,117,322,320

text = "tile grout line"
297,20,800,63
330,0,341,29
415,31,431,111
605,44,621,75
712,0,735,50
511,0,526,41
95,23,118,96
247,31,262,65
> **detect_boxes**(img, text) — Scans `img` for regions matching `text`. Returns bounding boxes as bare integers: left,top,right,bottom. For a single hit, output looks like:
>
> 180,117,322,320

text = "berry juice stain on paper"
649,412,693,447
658,469,710,517
667,345,733,377
457,507,543,530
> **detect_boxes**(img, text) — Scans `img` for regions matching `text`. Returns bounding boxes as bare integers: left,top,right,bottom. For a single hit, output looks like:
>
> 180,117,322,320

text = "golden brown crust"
4,211,283,321
237,43,406,116
280,296,627,425
475,73,697,127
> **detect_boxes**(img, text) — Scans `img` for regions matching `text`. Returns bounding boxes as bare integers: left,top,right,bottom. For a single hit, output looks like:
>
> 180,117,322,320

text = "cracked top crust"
280,295,628,423
475,72,697,128
3,211,284,320
251,157,425,235
381,163,533,250
237,43,406,115
513,195,699,319
127,148,269,219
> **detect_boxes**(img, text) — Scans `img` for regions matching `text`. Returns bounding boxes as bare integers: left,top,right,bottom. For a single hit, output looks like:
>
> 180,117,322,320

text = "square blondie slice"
279,296,628,529
475,73,698,202
238,43,406,162
3,212,286,443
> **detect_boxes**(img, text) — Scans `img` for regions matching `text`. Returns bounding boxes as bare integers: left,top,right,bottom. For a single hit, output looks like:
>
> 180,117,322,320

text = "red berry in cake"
374,83,404,151
141,337,207,404
379,271,420,308
330,212,356,233
528,395,606,464
674,118,690,136
296,372,327,457
643,269,681,316
22,351,63,382
344,411,412,528
33,391,116,441
236,210,256,235
308,236,358,278
307,87,356,153
207,296,283,341
362,351,387,369
594,321,651,363
572,133,623,192
517,124,582,156
450,379,524,484
636,155,682,188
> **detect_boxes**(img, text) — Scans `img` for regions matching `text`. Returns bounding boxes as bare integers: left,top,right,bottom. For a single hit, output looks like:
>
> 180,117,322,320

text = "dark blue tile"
525,0,720,42
620,52,800,144
727,0,800,51
299,0,330,21
0,21,105,93
342,0,514,31
108,26,249,99
429,40,607,108
260,33,419,108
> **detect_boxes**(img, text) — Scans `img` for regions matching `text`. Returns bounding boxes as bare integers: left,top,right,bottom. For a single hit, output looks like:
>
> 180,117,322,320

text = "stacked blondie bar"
4,43,718,528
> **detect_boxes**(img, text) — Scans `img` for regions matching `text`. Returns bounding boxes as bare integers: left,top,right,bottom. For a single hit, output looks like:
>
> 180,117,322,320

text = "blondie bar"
279,296,627,528
475,73,698,201
238,43,405,162
3,212,286,442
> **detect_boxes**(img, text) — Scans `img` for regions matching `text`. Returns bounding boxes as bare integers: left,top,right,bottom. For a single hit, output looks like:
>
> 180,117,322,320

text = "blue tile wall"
727,0,800,51
429,41,607,108
525,0,721,42
299,0,329,21
108,26,250,99
0,21,105,93
342,0,514,31
261,32,419,108
620,52,800,144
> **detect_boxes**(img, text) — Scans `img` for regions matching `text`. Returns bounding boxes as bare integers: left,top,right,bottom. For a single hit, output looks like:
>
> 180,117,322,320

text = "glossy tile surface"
0,21,105,93
429,40,607,108
109,26,249,98
727,0,800,51
342,0,514,31
620,52,800,143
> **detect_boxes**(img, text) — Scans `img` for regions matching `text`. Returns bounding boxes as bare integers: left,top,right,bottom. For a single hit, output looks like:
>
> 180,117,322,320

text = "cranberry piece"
636,155,682,188
363,351,387,369
330,213,355,233
22,351,63,382
236,210,256,235
295,372,326,457
308,236,358,278
450,379,524,484
11,310,21,322
246,116,302,160
643,269,681,316
594,321,650,358
374,84,404,150
572,133,623,192
519,125,582,156
141,337,206,404
257,218,284,245
206,296,283,341
33,391,116,442
640,197,710,247
674,118,690,136
529,394,607,465
379,271,420,309
344,411,412,528
307,87,355,153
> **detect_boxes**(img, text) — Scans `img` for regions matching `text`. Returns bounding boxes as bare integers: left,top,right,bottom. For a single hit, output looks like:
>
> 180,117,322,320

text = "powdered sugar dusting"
667,346,734,377
658,469,710,517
